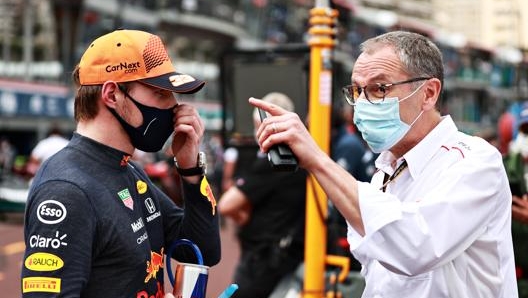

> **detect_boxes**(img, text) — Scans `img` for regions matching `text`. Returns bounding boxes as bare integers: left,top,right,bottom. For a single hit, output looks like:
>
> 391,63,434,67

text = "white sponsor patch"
137,231,148,245
145,198,156,214
146,211,161,223
169,74,195,87
29,231,68,249
36,200,67,224
131,218,144,233
144,198,160,222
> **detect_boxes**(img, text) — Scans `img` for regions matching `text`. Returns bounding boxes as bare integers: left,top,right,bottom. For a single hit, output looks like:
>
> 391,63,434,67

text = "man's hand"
249,97,325,171
512,194,528,224
171,104,205,183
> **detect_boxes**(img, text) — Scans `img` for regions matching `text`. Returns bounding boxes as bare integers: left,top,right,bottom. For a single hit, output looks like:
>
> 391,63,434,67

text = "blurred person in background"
505,102,528,205
504,102,528,297
0,137,16,179
218,92,306,298
25,125,69,177
21,29,220,298
508,103,528,162
498,108,515,156
221,136,240,193
250,31,517,297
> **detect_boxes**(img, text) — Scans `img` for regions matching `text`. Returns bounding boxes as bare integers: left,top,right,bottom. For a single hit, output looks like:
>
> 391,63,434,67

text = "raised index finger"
249,97,288,117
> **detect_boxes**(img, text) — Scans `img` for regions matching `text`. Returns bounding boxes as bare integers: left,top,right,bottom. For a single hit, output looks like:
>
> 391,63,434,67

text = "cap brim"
140,72,205,94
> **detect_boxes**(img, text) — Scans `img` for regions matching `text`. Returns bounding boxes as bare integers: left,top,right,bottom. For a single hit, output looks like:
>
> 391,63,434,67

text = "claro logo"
36,200,67,224
29,231,68,249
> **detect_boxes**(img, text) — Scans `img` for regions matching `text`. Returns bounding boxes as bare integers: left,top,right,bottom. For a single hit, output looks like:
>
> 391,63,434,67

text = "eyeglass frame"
341,77,432,105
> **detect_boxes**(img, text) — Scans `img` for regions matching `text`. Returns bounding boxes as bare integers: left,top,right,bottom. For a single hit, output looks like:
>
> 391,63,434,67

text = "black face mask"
110,86,176,152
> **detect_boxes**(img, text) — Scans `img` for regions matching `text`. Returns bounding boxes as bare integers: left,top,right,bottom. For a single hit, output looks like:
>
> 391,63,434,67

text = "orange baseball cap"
78,29,205,94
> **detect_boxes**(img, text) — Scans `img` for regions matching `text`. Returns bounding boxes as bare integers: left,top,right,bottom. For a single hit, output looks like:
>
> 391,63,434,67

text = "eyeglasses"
341,77,431,105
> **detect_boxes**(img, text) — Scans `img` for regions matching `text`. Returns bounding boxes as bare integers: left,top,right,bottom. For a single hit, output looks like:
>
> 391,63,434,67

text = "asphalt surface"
0,213,25,297
0,213,240,298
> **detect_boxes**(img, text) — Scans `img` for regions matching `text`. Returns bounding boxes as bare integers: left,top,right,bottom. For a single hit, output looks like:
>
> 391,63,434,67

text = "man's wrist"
174,152,207,177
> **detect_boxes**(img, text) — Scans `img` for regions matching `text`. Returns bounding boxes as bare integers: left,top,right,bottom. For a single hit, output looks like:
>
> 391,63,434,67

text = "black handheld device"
258,108,298,172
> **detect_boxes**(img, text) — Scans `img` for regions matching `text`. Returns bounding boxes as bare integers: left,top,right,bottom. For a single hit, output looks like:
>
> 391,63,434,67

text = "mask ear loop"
399,80,427,128
409,110,424,127
397,80,428,103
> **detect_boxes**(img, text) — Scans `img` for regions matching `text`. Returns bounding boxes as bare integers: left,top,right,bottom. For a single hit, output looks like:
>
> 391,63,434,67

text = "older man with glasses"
249,30,518,298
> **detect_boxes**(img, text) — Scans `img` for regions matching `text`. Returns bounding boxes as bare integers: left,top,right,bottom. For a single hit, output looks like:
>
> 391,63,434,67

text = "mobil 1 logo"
36,200,67,224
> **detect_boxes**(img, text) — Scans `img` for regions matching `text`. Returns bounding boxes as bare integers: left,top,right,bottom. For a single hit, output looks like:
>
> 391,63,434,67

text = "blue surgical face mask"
353,82,425,153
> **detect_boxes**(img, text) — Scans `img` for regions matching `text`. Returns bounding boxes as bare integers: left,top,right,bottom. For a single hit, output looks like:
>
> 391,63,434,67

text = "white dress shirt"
347,116,518,298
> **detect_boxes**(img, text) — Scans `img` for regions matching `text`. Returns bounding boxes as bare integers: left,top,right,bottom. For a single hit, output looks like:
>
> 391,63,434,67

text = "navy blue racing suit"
21,133,220,297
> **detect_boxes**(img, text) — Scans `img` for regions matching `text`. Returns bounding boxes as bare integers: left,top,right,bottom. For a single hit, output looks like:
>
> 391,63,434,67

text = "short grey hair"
360,31,444,87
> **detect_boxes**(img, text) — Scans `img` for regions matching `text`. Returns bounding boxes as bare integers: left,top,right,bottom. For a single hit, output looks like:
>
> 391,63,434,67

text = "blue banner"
0,81,73,118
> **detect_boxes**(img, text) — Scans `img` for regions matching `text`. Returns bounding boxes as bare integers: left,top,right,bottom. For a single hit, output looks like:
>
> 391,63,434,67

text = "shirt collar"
69,132,132,169
375,115,458,178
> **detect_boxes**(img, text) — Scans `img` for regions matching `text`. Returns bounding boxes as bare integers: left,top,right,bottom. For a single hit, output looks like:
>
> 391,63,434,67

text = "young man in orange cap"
21,29,220,298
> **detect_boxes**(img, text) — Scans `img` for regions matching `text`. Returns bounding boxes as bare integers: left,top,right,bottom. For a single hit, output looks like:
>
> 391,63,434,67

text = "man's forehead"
352,50,403,84
351,73,390,85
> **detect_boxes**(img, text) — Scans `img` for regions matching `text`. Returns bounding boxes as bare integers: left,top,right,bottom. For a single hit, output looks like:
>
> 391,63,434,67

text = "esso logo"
36,200,67,224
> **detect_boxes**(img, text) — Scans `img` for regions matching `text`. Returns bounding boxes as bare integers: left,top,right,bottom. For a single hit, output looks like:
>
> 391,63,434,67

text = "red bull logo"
144,248,164,283
200,177,216,215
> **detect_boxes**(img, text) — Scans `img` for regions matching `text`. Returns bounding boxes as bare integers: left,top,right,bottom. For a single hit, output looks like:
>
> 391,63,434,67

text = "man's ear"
101,81,119,107
422,78,441,111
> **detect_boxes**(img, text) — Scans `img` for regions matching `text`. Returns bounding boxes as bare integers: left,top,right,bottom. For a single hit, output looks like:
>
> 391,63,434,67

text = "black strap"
380,160,408,192
176,166,205,177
